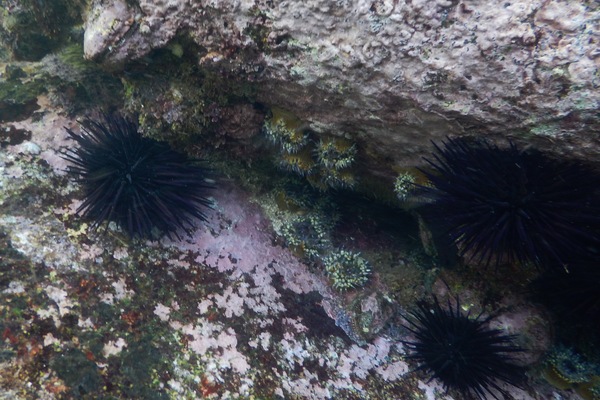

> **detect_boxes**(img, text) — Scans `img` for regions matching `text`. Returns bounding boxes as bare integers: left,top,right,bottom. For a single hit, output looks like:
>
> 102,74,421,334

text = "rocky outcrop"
83,0,600,168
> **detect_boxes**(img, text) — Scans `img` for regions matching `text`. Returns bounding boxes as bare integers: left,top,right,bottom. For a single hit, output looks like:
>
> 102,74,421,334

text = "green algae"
50,348,102,396
0,41,123,121
47,43,124,112
0,71,46,122
116,335,170,400
0,0,85,61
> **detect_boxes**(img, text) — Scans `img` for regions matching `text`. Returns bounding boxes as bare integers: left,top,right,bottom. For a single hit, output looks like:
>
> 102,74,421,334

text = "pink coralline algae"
163,182,332,296
151,182,422,398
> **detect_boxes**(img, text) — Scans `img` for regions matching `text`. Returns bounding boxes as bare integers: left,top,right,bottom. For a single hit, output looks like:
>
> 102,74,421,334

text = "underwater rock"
82,0,600,169
83,0,136,63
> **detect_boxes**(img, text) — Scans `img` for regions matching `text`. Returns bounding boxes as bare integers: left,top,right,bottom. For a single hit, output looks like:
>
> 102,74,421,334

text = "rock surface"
1,1,598,398
83,0,600,168
0,99,566,398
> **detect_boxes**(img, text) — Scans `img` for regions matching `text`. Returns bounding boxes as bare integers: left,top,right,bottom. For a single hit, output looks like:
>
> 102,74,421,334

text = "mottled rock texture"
84,0,599,167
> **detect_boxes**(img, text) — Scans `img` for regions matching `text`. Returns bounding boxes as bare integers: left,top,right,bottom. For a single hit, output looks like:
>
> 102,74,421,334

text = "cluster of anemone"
311,137,357,189
267,182,371,291
263,108,315,177
417,137,600,268
322,250,371,291
267,183,339,261
263,108,358,190
278,149,315,176
62,113,212,240
318,168,356,190
402,296,525,400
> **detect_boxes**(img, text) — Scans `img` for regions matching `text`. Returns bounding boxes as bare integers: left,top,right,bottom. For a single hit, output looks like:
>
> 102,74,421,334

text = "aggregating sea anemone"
263,107,308,153
314,137,356,170
544,345,597,387
323,250,371,291
393,172,416,201
262,108,358,191
419,137,600,267
62,113,212,239
402,297,525,400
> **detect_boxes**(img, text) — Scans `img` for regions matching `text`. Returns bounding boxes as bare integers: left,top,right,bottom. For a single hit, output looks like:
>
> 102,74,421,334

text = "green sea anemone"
323,250,371,291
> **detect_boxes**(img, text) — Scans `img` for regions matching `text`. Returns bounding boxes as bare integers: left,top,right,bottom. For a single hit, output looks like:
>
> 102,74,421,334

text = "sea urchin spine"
402,297,525,400
418,137,600,267
62,113,212,240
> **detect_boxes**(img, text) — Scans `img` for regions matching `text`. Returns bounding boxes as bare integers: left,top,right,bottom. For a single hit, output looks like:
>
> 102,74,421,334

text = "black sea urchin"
402,297,525,400
419,137,600,267
62,113,212,239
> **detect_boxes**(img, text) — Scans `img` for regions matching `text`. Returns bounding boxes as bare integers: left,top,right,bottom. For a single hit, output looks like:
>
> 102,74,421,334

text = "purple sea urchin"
402,297,525,400
62,113,212,239
419,137,600,267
